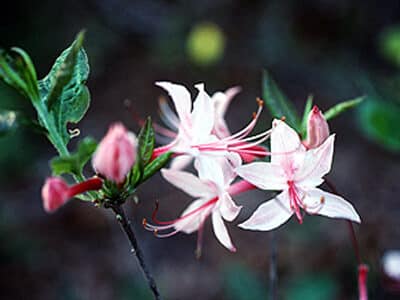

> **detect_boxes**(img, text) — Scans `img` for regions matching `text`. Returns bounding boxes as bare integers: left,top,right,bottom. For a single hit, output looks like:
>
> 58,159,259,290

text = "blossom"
92,123,137,183
144,154,254,253
303,105,330,149
236,119,361,231
211,86,241,138
42,177,103,213
153,82,270,169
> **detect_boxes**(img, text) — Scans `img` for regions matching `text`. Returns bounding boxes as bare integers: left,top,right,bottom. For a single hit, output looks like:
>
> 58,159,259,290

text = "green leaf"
300,94,313,137
359,99,400,152
324,96,364,121
137,117,155,168
262,69,301,130
142,152,172,182
51,137,97,175
0,47,40,101
38,31,90,145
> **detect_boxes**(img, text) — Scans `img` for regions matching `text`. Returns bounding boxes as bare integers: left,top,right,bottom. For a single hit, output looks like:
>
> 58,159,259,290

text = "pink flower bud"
42,177,70,213
303,105,330,149
92,123,137,183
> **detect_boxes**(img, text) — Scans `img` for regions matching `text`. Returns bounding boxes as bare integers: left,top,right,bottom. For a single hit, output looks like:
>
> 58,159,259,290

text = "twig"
111,204,162,300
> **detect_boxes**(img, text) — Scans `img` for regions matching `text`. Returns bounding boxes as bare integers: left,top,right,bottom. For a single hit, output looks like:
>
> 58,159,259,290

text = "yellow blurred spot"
186,22,226,66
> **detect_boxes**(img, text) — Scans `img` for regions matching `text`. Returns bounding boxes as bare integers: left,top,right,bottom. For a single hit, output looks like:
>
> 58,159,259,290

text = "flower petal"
191,83,215,140
239,191,293,231
175,199,212,234
270,119,303,165
235,162,287,191
303,188,361,223
161,168,214,198
295,135,335,188
213,86,241,118
219,193,242,222
212,210,236,251
194,155,225,189
155,81,192,124
169,155,193,170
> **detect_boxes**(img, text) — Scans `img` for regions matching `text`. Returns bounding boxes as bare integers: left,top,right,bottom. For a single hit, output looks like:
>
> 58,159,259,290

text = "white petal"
239,191,293,231
194,155,225,189
191,83,215,140
295,135,335,187
222,153,242,186
212,211,236,251
219,193,242,222
169,155,193,170
303,188,361,223
215,86,241,117
270,119,303,165
235,162,287,191
155,82,192,123
161,169,214,198
175,199,212,234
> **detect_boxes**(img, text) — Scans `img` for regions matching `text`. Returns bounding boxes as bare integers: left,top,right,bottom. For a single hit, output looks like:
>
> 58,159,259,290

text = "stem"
269,231,278,300
111,204,162,300
324,178,362,264
324,177,368,300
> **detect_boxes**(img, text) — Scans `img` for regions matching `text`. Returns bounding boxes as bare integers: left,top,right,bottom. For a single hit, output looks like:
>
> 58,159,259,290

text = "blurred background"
1,0,400,299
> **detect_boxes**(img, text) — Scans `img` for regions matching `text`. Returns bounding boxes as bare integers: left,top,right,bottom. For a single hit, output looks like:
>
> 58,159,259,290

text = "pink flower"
42,177,103,213
153,82,270,169
92,123,137,183
236,119,361,231
211,86,241,138
144,154,255,253
303,105,330,149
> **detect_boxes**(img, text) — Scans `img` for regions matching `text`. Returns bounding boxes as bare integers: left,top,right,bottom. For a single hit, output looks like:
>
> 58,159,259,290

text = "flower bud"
42,177,70,213
303,105,330,149
92,123,137,183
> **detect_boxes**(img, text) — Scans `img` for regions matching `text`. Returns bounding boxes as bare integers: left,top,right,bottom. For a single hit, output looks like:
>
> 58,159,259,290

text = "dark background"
1,0,400,299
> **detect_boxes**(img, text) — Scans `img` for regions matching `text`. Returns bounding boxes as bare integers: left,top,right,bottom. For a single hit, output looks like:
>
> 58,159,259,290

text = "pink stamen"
288,180,303,224
227,180,257,195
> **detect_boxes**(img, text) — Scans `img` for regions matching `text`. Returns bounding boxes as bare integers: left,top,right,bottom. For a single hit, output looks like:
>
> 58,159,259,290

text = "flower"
236,119,361,231
211,86,241,138
42,177,103,213
144,154,254,253
153,82,270,169
303,105,330,149
92,123,137,183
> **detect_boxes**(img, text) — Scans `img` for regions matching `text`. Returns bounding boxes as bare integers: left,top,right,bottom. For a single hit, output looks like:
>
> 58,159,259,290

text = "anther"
256,97,264,106
280,116,286,121
320,196,325,204
142,218,147,226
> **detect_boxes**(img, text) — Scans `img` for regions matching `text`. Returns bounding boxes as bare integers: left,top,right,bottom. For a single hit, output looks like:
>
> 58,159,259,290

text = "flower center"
287,180,304,224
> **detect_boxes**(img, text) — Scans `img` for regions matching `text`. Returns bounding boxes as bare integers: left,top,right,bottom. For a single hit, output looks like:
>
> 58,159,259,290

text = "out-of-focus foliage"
0,110,18,136
186,22,225,66
222,264,268,300
379,25,400,67
284,273,338,300
359,99,400,152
